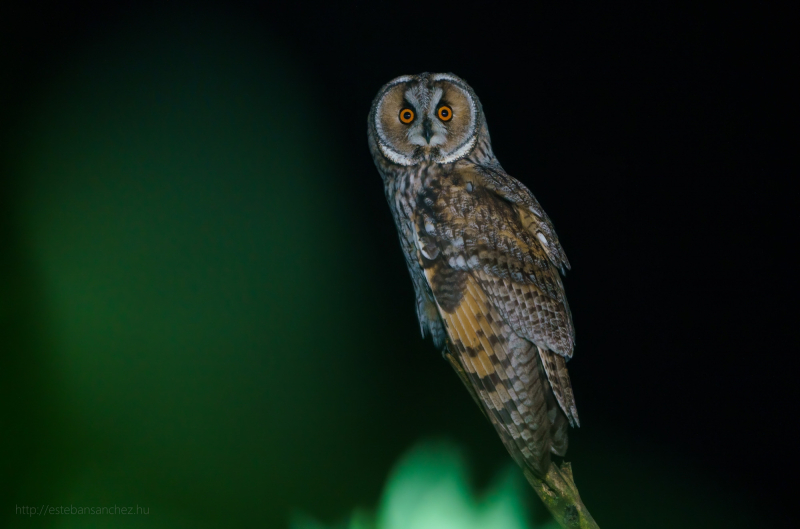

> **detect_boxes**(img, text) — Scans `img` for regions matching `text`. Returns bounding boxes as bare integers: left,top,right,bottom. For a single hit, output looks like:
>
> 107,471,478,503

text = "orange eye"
437,105,453,121
399,108,415,124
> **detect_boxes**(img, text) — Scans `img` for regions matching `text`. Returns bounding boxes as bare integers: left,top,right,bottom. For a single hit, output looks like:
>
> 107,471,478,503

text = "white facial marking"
439,135,477,164
426,87,447,144
430,73,459,83
437,80,479,164
374,73,480,165
404,90,422,113
378,142,415,165
429,121,448,146
405,85,452,147
390,75,414,84
407,126,427,146
374,79,417,166
402,89,425,146
430,87,444,106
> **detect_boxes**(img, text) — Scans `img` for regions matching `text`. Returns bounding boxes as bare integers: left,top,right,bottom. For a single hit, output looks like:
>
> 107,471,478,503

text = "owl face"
369,73,482,166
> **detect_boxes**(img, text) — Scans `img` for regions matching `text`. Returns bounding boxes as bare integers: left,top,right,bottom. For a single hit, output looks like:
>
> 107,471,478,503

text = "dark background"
1,1,793,528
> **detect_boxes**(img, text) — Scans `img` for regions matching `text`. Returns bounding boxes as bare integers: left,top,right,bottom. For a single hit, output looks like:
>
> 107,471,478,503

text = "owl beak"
422,118,433,144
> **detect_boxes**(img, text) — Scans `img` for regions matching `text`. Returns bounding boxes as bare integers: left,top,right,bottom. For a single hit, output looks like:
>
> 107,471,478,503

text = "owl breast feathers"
368,72,579,477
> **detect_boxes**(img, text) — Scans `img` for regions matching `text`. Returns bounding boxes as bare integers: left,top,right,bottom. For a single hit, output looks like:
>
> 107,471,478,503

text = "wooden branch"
524,461,600,529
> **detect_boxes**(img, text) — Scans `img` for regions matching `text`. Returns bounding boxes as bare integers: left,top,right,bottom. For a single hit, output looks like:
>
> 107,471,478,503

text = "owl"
368,73,597,528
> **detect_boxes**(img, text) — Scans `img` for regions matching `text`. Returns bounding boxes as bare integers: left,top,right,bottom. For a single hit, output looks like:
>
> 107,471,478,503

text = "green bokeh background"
4,14,377,528
1,9,769,529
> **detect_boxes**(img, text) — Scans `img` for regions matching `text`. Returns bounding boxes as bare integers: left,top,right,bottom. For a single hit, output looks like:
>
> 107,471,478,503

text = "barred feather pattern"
433,272,571,474
398,159,579,477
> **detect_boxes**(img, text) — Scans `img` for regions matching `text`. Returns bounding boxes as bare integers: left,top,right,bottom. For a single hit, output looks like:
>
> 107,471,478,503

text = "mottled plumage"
368,73,580,478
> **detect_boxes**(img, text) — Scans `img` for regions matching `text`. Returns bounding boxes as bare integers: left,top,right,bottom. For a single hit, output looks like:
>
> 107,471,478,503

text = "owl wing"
478,165,571,274
429,271,571,475
469,164,579,426
412,164,579,475
417,164,576,358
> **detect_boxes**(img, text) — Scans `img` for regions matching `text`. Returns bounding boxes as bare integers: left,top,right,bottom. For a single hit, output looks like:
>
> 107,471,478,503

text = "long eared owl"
368,72,580,479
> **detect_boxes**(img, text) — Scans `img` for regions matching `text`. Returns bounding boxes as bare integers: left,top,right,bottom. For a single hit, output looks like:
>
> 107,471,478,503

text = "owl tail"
524,461,600,529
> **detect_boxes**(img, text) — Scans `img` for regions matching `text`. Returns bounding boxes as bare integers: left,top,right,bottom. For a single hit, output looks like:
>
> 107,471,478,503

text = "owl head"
368,72,491,167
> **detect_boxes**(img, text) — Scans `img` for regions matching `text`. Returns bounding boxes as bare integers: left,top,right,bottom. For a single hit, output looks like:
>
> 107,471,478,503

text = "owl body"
368,73,579,477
